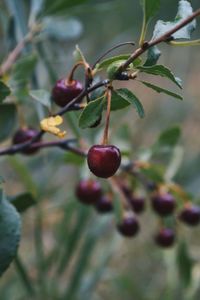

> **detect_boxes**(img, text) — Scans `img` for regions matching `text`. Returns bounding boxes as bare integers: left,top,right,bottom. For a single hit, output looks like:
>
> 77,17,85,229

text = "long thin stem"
102,88,112,145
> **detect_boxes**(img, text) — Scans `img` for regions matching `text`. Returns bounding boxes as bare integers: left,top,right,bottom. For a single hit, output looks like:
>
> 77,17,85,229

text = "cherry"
129,196,145,214
76,179,102,205
12,128,41,155
52,79,83,107
117,213,139,237
87,145,121,178
151,193,175,216
179,204,200,226
95,195,113,213
154,228,175,248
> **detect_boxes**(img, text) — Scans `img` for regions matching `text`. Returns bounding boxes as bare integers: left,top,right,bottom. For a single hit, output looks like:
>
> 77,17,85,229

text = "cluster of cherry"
75,178,200,248
11,75,200,248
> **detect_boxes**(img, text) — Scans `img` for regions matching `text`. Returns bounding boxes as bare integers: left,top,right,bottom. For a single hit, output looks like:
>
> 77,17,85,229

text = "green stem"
14,255,35,297
139,19,147,47
169,39,200,46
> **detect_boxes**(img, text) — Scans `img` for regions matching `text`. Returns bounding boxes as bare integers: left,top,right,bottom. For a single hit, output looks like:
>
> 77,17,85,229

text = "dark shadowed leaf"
9,193,36,213
0,81,11,103
140,81,183,100
0,190,21,276
0,104,17,142
79,97,104,129
137,65,182,89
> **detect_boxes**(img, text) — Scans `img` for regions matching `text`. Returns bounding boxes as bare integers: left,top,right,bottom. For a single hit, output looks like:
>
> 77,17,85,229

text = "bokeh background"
0,0,200,299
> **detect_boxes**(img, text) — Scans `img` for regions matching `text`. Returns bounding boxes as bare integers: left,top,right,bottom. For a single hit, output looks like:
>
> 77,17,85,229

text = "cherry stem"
102,87,112,145
66,61,86,84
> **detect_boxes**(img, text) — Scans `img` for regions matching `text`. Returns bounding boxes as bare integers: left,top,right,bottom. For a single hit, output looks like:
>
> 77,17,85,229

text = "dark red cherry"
12,128,41,155
179,204,200,226
154,228,175,248
52,79,83,107
129,196,145,214
87,145,121,178
151,193,175,216
95,195,113,213
117,214,139,237
76,179,102,205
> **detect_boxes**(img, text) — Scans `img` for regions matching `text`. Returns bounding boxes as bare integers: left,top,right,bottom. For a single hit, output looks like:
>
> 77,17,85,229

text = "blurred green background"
0,0,200,299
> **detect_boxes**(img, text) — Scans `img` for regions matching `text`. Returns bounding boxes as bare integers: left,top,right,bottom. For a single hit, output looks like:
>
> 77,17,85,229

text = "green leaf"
0,104,17,142
154,126,181,149
152,0,196,40
144,46,161,66
29,89,51,109
73,45,87,64
176,241,194,288
0,81,11,103
110,90,130,111
0,191,21,276
42,17,82,41
9,193,36,213
137,65,182,89
140,81,183,100
116,88,145,118
11,54,38,84
78,97,104,129
140,0,160,25
140,164,164,183
96,54,142,71
64,152,85,166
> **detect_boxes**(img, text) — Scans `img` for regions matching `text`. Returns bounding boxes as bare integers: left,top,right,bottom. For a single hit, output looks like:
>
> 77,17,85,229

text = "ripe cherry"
179,204,200,226
154,228,175,248
117,213,139,237
87,145,121,178
12,128,41,155
76,179,102,205
52,79,83,107
95,195,113,213
129,196,145,214
151,193,175,216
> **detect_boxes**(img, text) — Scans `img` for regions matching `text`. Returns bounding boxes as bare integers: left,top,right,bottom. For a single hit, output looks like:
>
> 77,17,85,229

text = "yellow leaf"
40,116,66,138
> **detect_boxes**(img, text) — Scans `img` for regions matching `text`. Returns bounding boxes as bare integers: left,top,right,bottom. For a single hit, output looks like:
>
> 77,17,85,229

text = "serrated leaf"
140,0,160,25
9,193,36,213
144,46,161,66
0,81,11,103
140,81,183,100
0,104,17,142
155,126,181,149
137,65,182,89
0,191,21,276
29,89,51,109
176,241,194,288
79,97,104,129
116,88,145,118
96,54,141,71
152,0,196,40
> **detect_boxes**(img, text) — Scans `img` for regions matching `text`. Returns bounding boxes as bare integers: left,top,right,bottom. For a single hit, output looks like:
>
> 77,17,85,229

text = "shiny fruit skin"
129,196,145,214
155,228,175,248
95,195,113,213
87,145,121,178
76,179,102,205
12,128,41,155
151,193,175,216
179,205,200,226
117,214,139,237
52,79,83,107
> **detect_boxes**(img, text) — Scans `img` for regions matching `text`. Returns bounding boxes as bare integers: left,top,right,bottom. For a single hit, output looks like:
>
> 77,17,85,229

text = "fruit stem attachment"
102,87,112,145
66,61,90,85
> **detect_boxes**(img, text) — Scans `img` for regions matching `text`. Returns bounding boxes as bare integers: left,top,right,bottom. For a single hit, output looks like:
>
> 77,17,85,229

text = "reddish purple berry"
155,228,175,248
129,196,145,214
151,193,175,216
117,214,139,237
12,128,41,155
87,145,121,178
76,179,102,205
179,204,200,226
52,79,83,107
95,195,113,213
